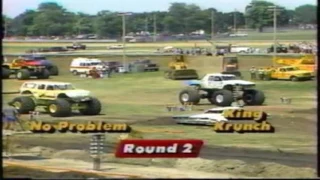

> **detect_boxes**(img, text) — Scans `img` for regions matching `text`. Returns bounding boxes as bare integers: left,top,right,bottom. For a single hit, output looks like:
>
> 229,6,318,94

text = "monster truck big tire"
243,89,265,106
48,99,72,117
79,97,102,115
179,89,201,105
10,96,36,114
17,69,31,80
49,65,59,75
37,69,50,79
72,70,79,75
206,92,215,104
290,76,299,81
211,90,234,107
2,67,10,79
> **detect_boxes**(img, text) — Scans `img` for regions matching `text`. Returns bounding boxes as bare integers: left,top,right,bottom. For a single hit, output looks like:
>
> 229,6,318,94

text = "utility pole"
211,10,215,52
233,9,237,33
4,21,7,38
245,3,253,34
245,16,248,33
118,13,132,71
153,14,157,42
145,17,148,33
268,5,283,63
122,15,126,68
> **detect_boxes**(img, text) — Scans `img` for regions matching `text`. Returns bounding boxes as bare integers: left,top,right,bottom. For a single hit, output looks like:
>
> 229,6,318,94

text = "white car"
107,45,124,49
230,45,251,53
173,106,241,125
229,33,248,37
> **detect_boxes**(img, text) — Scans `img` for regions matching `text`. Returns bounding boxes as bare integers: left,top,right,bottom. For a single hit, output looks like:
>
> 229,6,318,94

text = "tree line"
3,1,317,37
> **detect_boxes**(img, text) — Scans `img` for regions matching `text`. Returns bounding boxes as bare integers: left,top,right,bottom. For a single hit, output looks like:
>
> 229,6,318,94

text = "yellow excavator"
164,55,199,80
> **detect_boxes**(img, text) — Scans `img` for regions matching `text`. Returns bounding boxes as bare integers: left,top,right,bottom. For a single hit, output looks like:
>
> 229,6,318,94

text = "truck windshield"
286,67,299,71
54,84,75,90
22,56,46,60
222,76,236,80
91,62,101,65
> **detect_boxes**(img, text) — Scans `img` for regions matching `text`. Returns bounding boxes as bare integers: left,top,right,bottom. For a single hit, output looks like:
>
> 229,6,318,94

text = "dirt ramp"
101,153,154,166
29,146,56,157
258,162,316,178
175,158,317,178
51,150,91,162
4,166,107,179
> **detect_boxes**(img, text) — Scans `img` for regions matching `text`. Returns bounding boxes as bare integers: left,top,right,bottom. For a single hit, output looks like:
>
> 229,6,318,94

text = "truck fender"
57,93,68,98
21,90,32,95
222,85,233,91
184,80,201,86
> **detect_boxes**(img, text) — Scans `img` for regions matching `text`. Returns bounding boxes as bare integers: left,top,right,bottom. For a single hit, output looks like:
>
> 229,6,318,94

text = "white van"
70,58,103,75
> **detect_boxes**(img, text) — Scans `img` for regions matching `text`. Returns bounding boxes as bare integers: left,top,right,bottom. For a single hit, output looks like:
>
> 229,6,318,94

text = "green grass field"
2,45,317,177
2,53,317,154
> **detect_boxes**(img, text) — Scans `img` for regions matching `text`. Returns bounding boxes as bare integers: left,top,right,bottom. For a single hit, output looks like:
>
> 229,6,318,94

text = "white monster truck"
179,73,265,106
8,81,102,117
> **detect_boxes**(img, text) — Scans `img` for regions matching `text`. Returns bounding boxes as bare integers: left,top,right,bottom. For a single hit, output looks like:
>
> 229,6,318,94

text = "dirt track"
11,136,316,169
10,115,316,170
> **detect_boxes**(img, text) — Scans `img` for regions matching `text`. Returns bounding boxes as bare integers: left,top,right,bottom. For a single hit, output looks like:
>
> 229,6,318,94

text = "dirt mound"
4,166,106,178
258,162,317,178
175,158,218,172
118,129,144,140
101,153,153,166
29,146,56,157
51,150,91,162
175,158,317,178
150,158,177,167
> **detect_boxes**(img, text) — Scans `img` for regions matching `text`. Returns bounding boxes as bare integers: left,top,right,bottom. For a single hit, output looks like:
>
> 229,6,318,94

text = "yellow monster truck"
2,58,50,80
265,66,313,81
8,81,102,117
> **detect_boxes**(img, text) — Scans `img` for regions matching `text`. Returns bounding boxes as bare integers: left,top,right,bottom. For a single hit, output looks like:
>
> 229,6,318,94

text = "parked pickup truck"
230,45,251,53
66,43,86,50
130,59,159,71
264,66,313,81
107,45,124,49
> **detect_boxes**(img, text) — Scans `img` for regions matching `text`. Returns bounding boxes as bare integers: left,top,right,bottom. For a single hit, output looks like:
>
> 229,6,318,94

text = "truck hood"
288,70,311,74
184,80,201,85
64,90,90,97
24,60,53,67
190,113,227,120
173,113,227,121
224,80,255,86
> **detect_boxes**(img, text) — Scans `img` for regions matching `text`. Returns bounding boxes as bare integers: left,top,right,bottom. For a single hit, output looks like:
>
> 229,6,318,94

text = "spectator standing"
257,68,265,80
249,66,257,80
2,104,21,130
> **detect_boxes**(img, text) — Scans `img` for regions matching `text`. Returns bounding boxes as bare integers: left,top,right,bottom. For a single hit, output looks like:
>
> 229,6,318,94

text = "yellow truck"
8,81,102,117
273,55,316,74
264,66,313,81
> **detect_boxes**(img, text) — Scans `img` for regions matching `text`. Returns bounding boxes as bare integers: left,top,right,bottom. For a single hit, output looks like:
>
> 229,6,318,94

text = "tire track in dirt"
10,113,317,170
12,135,316,169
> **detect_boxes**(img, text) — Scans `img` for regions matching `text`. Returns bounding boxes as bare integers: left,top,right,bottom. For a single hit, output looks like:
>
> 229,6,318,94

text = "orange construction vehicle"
273,54,317,74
